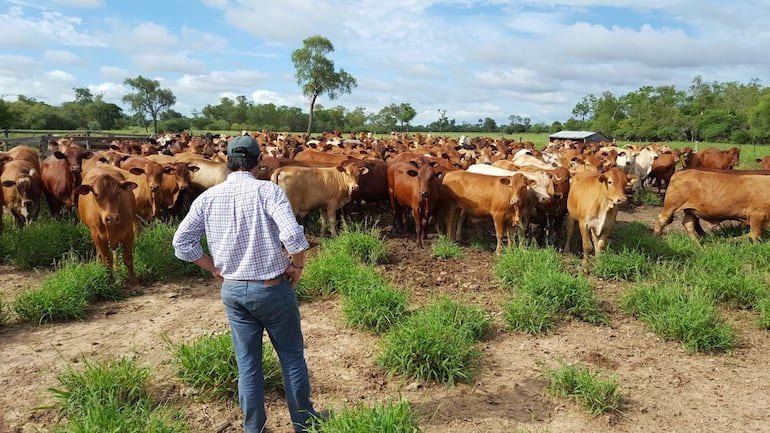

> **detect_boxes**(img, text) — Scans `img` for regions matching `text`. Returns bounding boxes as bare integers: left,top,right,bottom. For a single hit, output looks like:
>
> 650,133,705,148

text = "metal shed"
549,130,611,143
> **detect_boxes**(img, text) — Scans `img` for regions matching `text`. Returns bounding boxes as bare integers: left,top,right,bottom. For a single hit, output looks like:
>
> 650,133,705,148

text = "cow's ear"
81,152,93,160
335,164,345,172
73,185,93,196
128,167,145,175
53,151,66,159
121,181,138,191
162,165,176,174
528,178,538,187
1,180,16,187
598,174,608,184
498,177,511,186
406,169,419,177
188,165,199,173
359,167,369,175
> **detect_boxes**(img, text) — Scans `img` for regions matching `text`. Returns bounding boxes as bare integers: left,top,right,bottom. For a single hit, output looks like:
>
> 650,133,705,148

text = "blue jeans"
221,279,319,433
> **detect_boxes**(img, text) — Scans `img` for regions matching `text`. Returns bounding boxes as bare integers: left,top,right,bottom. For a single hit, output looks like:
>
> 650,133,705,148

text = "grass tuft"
623,284,735,352
46,356,188,432
13,256,123,324
377,296,490,385
166,331,282,400
431,234,464,259
304,399,420,433
342,283,409,334
134,220,209,283
0,217,93,269
325,219,389,265
545,360,621,415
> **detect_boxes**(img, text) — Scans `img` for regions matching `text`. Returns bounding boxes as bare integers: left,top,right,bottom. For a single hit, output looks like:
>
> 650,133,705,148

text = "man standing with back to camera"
172,134,326,433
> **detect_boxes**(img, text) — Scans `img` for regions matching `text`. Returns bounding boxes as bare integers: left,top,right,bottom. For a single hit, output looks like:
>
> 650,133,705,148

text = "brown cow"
271,160,369,237
1,159,42,229
440,170,533,255
145,154,200,211
119,155,171,220
564,167,629,270
7,145,41,172
40,145,93,216
173,153,228,193
756,156,770,170
654,170,770,243
645,149,681,193
387,158,445,247
73,166,139,287
682,147,740,170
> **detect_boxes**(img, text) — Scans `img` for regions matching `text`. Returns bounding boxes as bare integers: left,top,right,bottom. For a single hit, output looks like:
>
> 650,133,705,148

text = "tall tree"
397,102,417,132
122,75,176,135
291,35,357,135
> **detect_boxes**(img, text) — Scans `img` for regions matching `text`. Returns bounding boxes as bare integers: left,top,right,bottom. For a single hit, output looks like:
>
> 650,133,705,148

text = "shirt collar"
227,170,256,181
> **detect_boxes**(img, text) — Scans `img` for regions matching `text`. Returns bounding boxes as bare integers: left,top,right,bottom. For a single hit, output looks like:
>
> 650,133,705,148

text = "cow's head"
54,145,93,176
337,160,369,195
74,174,137,225
599,167,629,207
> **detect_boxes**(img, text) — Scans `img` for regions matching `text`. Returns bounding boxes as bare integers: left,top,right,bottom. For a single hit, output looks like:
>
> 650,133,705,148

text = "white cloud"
111,22,178,52
131,53,208,75
43,49,84,65
99,66,129,81
52,0,105,6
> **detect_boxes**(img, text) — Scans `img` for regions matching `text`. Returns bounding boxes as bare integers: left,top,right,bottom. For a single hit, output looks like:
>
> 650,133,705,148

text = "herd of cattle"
0,130,768,284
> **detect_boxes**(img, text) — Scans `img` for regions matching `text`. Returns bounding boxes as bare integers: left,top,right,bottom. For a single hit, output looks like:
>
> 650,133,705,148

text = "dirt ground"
2,204,770,433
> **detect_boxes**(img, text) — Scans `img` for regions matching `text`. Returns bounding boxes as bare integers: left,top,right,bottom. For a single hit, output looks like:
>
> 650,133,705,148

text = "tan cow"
564,167,629,270
73,166,140,287
654,170,770,243
271,160,369,237
440,170,534,255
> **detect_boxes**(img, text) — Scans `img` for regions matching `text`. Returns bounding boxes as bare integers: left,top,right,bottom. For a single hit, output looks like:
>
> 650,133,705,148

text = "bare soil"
2,205,769,433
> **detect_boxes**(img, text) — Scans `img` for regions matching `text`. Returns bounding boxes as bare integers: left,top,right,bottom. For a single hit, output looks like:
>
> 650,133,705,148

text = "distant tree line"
1,75,768,143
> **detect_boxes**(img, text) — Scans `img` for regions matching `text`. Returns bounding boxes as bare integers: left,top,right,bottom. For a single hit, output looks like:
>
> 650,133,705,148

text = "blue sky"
1,0,768,127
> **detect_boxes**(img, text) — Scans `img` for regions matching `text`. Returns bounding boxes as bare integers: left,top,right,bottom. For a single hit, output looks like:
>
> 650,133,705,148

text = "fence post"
85,130,91,150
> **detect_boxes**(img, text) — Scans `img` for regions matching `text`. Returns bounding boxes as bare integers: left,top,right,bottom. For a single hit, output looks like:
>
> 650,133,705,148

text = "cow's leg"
564,215,576,254
326,206,338,237
653,207,676,236
121,239,139,287
492,214,505,255
412,204,423,247
578,223,593,269
680,212,703,244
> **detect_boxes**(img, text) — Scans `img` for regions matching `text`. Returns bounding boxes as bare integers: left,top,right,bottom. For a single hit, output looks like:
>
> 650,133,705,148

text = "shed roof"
549,130,610,142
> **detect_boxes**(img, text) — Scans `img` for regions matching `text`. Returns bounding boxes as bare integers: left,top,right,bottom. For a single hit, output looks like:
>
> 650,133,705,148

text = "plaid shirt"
173,171,308,281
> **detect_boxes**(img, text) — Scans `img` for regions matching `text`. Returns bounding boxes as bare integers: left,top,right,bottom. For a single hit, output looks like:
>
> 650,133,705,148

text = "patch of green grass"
134,220,209,283
0,217,93,269
496,246,606,330
623,284,735,352
296,249,388,300
166,331,283,401
0,295,10,324
632,189,662,206
684,243,768,309
611,222,679,261
431,234,464,259
757,297,770,330
503,293,558,334
342,284,408,334
13,256,123,324
593,247,654,282
324,219,388,265
377,296,490,385
304,400,419,433
544,361,621,415
45,356,188,433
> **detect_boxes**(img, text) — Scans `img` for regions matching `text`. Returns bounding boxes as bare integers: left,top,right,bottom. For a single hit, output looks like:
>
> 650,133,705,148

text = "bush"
296,250,386,299
504,293,558,334
593,248,654,282
545,361,621,415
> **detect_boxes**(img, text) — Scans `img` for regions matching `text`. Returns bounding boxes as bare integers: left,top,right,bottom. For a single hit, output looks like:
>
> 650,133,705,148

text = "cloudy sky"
1,0,768,127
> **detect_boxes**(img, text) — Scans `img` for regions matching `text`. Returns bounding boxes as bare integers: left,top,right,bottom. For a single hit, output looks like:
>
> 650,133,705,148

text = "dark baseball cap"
227,135,261,158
